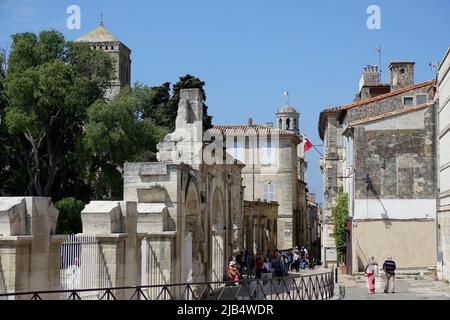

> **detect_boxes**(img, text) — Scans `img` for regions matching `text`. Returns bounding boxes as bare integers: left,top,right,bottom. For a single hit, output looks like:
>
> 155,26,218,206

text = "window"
278,119,282,129
261,136,273,165
400,68,405,74
416,94,428,105
403,97,414,106
262,182,276,201
286,118,290,129
111,46,114,50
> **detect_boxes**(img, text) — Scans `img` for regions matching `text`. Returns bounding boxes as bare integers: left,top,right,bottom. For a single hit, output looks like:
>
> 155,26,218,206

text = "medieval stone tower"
76,21,131,100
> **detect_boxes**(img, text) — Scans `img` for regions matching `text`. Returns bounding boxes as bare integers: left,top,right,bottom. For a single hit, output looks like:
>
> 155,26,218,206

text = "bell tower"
76,20,131,100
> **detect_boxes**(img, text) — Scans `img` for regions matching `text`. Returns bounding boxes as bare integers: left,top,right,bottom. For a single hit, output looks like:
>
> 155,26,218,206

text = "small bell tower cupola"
276,92,300,133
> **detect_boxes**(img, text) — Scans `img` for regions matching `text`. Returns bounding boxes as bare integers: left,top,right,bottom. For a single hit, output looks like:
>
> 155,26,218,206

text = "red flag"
304,137,313,153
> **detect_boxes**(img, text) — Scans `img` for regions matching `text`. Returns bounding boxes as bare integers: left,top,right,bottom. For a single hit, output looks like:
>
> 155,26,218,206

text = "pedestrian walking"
383,256,396,293
228,260,240,283
255,255,263,279
364,256,378,294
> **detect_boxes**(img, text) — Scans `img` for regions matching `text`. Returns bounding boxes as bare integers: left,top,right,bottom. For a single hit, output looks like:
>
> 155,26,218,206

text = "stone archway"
211,188,226,282
184,180,206,283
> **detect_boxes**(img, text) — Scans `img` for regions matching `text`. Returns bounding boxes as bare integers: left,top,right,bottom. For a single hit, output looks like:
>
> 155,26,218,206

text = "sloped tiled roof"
76,24,119,43
348,102,432,127
339,80,436,111
210,124,298,136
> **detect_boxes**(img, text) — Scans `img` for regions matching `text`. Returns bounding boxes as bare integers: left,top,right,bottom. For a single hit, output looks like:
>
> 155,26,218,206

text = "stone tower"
276,104,300,134
76,21,131,100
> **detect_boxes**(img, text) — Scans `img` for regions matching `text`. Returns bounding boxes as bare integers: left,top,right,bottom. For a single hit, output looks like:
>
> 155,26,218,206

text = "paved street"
337,274,450,300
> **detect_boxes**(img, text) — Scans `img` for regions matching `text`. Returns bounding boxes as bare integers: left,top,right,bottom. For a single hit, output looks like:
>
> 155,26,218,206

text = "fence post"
335,265,338,283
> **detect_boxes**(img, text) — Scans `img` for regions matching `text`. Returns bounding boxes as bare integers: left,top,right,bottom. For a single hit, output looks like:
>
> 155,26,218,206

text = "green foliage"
332,188,349,263
55,197,84,234
2,30,113,198
0,29,213,203
83,87,168,199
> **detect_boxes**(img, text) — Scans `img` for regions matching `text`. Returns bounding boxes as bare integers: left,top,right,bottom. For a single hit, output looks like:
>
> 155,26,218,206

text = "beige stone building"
243,200,278,254
319,61,438,272
437,47,450,281
210,105,308,250
76,22,131,100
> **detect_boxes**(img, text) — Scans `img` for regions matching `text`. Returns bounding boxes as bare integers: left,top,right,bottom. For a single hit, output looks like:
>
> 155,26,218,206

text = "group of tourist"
364,256,397,294
228,246,320,282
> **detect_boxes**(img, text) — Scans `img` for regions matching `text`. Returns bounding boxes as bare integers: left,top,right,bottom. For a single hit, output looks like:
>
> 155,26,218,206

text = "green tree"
55,197,84,234
83,87,168,199
332,188,349,263
134,82,172,128
2,30,113,198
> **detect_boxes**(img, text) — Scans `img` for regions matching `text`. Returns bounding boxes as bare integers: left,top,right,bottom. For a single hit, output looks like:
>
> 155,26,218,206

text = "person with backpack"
365,256,379,294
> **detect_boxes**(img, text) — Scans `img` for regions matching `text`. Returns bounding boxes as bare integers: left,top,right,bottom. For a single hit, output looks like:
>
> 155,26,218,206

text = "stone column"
0,197,64,299
81,200,141,299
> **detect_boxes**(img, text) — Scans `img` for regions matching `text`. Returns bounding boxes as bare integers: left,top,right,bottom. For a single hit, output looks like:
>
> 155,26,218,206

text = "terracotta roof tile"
348,102,433,126
339,80,436,111
210,124,298,136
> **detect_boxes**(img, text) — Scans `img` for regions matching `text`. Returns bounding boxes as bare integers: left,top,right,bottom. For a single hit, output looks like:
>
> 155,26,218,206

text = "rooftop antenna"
100,12,104,26
429,62,440,79
375,46,382,83
283,91,290,105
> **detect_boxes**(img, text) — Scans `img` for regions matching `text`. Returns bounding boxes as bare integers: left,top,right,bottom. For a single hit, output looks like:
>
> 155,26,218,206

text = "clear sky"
1,0,449,205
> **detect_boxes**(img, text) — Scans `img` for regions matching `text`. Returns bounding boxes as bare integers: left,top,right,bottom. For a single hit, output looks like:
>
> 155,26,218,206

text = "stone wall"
352,219,436,271
438,47,450,281
0,197,65,299
243,200,278,254
353,107,437,200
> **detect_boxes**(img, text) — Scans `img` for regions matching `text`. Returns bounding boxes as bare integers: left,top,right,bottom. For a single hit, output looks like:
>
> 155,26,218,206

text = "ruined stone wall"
353,106,437,200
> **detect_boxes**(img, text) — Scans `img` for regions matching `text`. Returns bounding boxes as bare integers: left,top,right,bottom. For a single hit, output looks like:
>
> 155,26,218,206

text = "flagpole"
301,131,323,157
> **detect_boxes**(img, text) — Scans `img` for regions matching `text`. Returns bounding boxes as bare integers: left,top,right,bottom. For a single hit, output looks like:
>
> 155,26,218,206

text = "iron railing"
0,269,334,301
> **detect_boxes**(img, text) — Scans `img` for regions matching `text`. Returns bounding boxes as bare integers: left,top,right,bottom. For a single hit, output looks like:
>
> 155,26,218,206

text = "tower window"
278,119,282,129
286,118,290,129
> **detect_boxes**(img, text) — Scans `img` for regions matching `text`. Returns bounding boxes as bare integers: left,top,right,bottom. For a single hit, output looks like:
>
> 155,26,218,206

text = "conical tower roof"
76,24,119,43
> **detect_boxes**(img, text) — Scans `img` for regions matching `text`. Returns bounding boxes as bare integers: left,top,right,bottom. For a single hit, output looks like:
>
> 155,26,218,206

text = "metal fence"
60,234,112,299
141,238,169,299
0,269,334,300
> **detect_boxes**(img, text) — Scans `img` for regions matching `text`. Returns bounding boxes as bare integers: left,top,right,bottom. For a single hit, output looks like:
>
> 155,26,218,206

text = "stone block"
0,198,27,236
81,201,122,234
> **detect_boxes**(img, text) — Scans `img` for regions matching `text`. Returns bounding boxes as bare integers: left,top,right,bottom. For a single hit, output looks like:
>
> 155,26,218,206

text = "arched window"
286,118,290,129
278,118,282,129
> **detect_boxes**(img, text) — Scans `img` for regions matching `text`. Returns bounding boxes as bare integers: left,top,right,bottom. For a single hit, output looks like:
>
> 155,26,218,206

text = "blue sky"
1,0,449,204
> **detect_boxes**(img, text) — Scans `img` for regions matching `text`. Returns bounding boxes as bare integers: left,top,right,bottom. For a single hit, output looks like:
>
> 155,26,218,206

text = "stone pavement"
336,273,450,300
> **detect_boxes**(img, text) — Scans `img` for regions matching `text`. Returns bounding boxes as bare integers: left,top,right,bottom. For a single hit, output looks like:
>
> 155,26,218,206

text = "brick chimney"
389,61,415,91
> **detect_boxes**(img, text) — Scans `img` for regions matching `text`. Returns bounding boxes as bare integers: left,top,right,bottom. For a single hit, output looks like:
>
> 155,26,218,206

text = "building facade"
76,22,131,100
437,47,450,281
243,200,278,254
210,105,308,250
319,61,438,272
